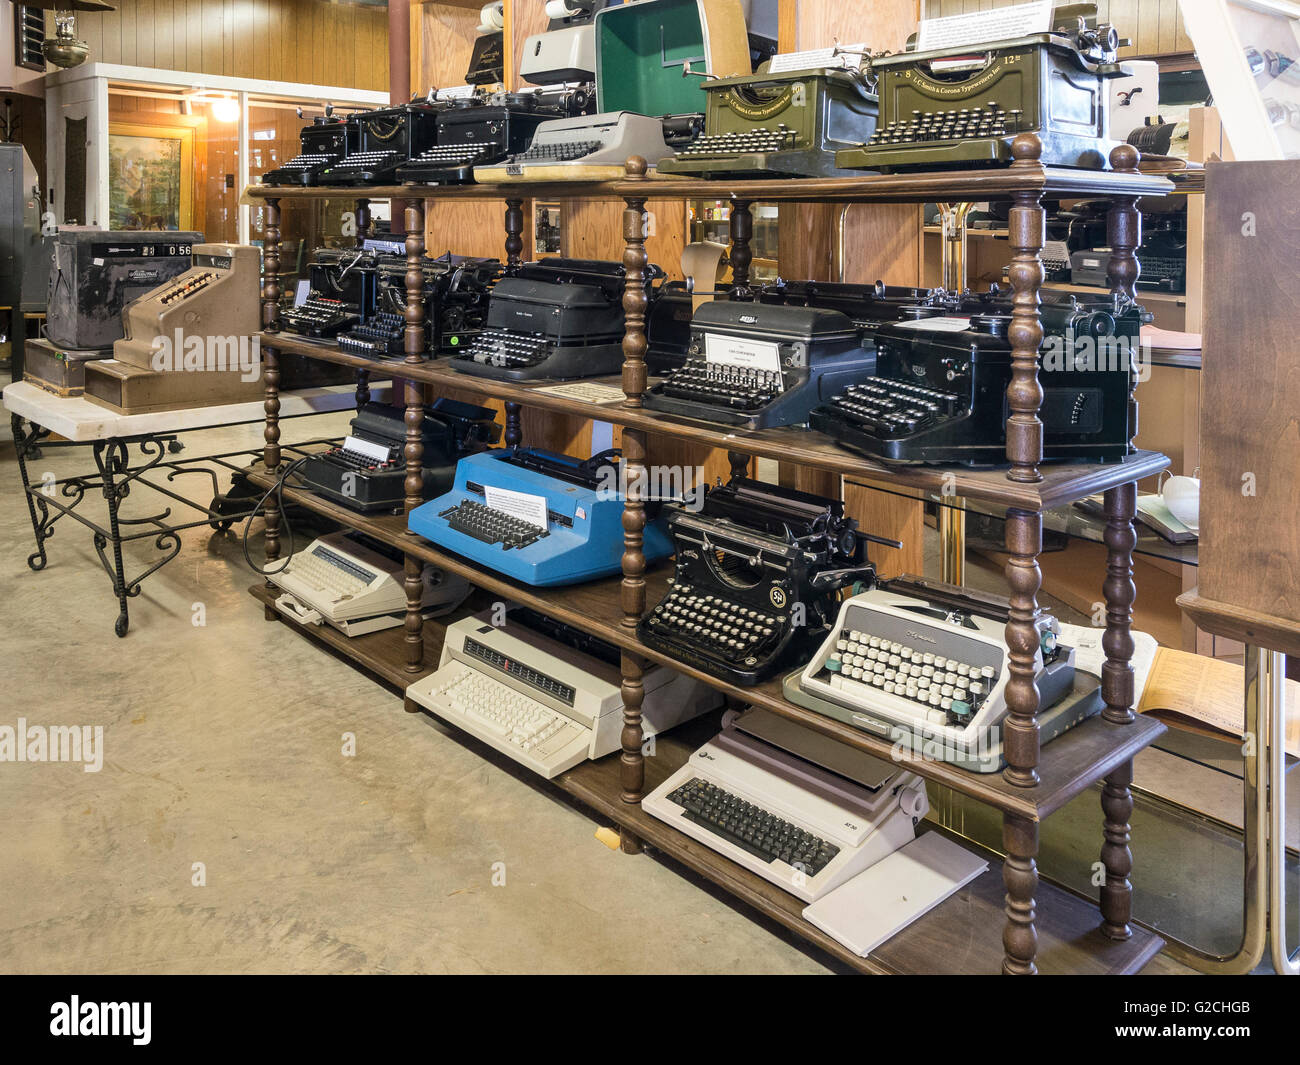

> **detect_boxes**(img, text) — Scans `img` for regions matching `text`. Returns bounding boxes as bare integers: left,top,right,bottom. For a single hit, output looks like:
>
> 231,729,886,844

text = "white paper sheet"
916,1,1051,53
483,486,548,530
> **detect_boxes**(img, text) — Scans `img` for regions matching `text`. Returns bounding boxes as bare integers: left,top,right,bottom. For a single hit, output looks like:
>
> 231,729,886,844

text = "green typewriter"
658,47,879,178
836,18,1128,172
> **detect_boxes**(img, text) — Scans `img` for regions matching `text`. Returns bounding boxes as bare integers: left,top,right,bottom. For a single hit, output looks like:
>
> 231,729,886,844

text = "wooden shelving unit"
245,136,1174,975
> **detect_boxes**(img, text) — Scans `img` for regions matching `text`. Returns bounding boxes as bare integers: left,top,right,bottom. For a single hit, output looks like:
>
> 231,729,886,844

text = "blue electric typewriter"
407,447,674,586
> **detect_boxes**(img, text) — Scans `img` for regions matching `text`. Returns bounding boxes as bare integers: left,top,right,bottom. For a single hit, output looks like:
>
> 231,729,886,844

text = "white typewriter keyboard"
423,664,588,777
287,545,374,599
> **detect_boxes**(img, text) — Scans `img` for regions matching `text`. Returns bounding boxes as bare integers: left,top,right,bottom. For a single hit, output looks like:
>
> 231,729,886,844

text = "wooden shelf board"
1178,589,1300,659
259,331,1171,511
244,166,1173,206
247,577,1164,976
244,469,1167,822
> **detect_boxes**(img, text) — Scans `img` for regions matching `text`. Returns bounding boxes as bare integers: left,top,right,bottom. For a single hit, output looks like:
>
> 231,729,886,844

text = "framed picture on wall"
108,115,205,231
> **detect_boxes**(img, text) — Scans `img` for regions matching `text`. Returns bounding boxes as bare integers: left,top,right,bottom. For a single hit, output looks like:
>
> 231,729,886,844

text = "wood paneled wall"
73,0,390,89
922,0,1193,57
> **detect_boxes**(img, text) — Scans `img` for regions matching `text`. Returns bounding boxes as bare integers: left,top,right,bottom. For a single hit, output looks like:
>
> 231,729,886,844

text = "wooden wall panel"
71,0,389,90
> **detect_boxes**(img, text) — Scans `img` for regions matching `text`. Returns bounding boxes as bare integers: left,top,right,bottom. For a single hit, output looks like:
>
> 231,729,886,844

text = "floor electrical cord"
241,456,312,577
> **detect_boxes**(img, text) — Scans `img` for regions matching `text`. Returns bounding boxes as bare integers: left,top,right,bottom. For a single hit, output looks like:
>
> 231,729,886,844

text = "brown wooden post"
727,450,750,482
1004,135,1045,484
1100,760,1135,940
355,198,372,246
1003,814,1039,974
504,197,525,272
621,157,649,409
1002,508,1043,788
729,199,754,301
1106,143,1142,440
261,197,283,593
402,198,427,673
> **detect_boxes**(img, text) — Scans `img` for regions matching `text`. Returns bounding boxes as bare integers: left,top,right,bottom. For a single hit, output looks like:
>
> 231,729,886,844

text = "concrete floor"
0,415,833,974
0,412,1289,974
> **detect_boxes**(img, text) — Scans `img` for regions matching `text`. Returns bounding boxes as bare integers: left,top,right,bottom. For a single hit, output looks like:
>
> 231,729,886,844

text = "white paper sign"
769,44,869,73
893,316,978,332
533,381,626,404
484,486,549,530
916,0,1052,53
703,333,782,372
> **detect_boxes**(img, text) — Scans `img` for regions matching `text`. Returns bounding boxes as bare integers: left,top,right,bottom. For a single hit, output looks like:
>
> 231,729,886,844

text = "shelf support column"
1105,144,1143,440
1004,135,1045,485
618,161,652,852
1003,814,1039,975
1098,479,1138,937
503,196,527,444
260,196,283,594
402,198,428,673
355,198,372,411
729,199,754,301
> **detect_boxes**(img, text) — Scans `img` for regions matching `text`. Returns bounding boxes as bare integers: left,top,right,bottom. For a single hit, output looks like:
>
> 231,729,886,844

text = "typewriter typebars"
452,257,660,380
784,578,1103,773
638,478,886,686
644,301,876,429
261,110,357,187
837,22,1129,172
407,447,674,587
660,64,879,179
810,291,1146,466
281,248,380,339
318,102,444,186
298,399,500,514
339,255,502,359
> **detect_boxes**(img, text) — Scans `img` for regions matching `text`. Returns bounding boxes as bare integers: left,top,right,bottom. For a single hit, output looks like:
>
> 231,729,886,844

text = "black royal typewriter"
299,399,500,513
810,291,1147,466
338,255,502,359
451,257,661,381
643,301,876,429
318,100,444,186
837,18,1129,171
638,477,893,686
280,248,380,339
396,88,588,185
261,107,358,187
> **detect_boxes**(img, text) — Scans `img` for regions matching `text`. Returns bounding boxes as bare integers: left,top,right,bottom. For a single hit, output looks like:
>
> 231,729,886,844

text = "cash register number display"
784,577,1109,773
836,21,1128,172
298,399,500,514
405,605,721,779
810,291,1144,466
638,478,886,686
644,301,876,430
408,447,673,587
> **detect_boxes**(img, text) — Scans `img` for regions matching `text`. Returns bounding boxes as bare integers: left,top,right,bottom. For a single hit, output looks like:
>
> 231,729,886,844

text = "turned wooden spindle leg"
1004,136,1045,484
1097,480,1138,937
1106,144,1143,440
504,198,524,273
402,200,428,673
619,426,650,853
1100,760,1135,939
355,198,371,246
621,181,650,409
503,403,522,447
729,199,754,301
261,198,283,595
727,450,750,482
1003,507,1043,787
1003,814,1040,975
355,369,370,411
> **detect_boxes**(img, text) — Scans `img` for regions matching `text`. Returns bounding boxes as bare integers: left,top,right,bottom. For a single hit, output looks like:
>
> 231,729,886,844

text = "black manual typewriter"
836,18,1129,171
810,291,1147,465
318,100,444,186
261,107,357,187
638,478,891,686
643,301,876,429
396,89,587,185
338,255,502,359
450,257,662,381
298,398,500,513
280,248,379,339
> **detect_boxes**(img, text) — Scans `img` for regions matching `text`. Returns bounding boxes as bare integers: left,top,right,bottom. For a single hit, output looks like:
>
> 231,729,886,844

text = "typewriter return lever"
808,563,881,594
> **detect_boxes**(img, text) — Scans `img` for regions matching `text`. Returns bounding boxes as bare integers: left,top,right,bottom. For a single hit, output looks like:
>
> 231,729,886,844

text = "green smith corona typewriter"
836,19,1128,171
659,47,879,179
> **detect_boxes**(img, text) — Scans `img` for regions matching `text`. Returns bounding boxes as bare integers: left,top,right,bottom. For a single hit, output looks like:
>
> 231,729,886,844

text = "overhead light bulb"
211,97,241,123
